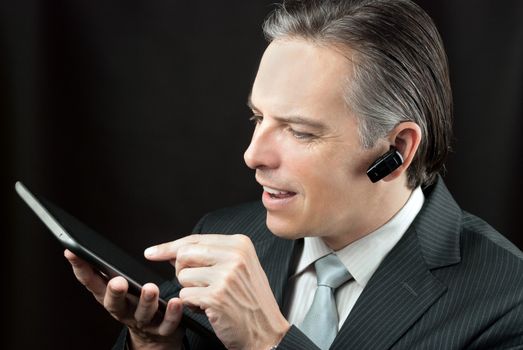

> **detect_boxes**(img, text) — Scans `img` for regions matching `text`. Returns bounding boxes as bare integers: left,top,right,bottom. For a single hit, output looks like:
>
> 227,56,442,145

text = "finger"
143,235,200,261
144,234,249,261
177,265,214,287
134,283,160,327
179,286,209,310
174,244,227,272
157,298,184,337
104,276,130,319
64,249,107,300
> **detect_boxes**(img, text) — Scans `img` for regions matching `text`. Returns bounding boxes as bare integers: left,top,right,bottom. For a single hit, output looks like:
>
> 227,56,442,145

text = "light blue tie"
299,253,352,350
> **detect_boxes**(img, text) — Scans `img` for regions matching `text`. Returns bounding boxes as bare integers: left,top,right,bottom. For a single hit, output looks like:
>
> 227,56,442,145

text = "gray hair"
263,0,453,188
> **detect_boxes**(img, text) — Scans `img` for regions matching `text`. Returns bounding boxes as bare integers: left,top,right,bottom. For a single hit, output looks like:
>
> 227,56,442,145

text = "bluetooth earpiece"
366,146,404,183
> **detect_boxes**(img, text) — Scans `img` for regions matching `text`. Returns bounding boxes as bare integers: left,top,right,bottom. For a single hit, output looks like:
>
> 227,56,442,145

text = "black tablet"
15,181,215,341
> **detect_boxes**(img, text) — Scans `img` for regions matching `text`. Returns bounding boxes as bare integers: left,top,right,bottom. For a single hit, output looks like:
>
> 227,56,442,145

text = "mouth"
263,185,297,199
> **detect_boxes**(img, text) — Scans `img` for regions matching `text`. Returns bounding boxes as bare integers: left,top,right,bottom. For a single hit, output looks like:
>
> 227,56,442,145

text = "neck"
323,181,414,251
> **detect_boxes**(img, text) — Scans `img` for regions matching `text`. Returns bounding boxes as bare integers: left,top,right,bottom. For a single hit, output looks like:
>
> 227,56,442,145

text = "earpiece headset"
366,146,403,183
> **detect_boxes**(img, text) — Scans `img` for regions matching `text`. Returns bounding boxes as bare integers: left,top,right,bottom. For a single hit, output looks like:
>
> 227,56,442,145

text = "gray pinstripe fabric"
113,177,523,349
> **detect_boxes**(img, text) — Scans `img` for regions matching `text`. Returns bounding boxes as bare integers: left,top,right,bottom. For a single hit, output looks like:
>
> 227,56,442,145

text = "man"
66,0,523,349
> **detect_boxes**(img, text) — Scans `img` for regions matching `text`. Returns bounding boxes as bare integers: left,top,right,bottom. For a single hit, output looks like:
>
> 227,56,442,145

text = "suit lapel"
332,227,447,349
254,231,298,308
332,177,462,349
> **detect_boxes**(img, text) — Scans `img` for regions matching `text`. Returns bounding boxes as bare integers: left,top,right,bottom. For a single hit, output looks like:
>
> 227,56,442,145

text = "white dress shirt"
283,187,425,330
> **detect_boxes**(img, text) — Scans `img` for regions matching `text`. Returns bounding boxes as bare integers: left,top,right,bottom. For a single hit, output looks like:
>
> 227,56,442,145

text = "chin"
266,215,305,240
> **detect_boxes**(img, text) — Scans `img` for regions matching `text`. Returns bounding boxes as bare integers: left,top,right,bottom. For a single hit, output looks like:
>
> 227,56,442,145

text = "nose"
244,122,280,170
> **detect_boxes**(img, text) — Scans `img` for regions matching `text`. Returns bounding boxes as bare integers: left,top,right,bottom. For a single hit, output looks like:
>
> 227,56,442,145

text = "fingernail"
143,290,155,302
109,284,124,296
144,246,157,257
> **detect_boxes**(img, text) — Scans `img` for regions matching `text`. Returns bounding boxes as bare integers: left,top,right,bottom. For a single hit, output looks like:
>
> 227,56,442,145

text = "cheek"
280,137,369,197
294,152,353,197
305,170,352,211
296,150,370,205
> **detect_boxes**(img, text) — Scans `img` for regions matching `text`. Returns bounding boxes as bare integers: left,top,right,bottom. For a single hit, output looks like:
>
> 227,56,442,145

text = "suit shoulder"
461,210,523,261
192,201,268,235
457,210,523,294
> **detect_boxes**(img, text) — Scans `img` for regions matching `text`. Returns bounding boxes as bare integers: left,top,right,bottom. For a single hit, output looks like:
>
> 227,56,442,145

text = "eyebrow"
246,94,328,132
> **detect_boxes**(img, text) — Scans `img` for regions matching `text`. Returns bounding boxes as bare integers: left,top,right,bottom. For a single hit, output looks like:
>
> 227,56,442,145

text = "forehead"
250,39,353,118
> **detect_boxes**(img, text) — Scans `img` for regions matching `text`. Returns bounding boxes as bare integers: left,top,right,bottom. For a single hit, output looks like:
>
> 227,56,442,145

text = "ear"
382,121,422,182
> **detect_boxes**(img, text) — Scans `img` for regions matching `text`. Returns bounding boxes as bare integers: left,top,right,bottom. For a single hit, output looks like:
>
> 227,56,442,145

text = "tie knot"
314,253,351,289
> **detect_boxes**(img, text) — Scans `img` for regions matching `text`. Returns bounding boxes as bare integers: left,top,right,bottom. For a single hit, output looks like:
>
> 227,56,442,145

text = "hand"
144,234,290,350
64,249,185,350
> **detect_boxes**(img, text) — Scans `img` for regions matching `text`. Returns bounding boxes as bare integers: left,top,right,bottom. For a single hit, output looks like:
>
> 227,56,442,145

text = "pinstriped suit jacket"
114,177,523,349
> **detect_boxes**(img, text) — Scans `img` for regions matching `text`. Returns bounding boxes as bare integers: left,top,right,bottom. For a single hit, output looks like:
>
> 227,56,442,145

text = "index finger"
144,234,199,261
143,234,246,261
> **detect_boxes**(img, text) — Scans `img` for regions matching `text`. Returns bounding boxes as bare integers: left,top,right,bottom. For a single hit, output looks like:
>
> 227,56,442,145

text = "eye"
249,115,263,124
289,128,315,140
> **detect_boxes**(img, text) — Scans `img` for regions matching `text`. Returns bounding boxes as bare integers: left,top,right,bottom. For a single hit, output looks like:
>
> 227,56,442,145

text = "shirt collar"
293,186,425,287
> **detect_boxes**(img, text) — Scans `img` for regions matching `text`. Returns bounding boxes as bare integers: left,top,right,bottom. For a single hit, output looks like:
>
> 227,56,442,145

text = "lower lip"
262,191,297,210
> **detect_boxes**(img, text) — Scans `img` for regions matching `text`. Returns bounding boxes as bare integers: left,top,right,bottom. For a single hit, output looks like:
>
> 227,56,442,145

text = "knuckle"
177,245,191,264
103,291,125,314
233,233,251,246
103,298,117,314
205,308,218,323
178,287,189,300
188,233,200,240
134,309,152,325
74,274,88,286
185,234,200,245
231,259,247,274
176,246,187,261
232,234,255,257
157,328,169,337
177,269,188,285
199,244,211,256
158,321,177,337
229,250,248,269
209,283,226,303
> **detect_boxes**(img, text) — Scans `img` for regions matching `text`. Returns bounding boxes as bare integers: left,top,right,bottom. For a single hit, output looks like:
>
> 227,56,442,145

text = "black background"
2,1,522,348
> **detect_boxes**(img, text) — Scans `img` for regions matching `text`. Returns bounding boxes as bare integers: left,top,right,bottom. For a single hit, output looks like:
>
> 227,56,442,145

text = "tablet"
15,181,216,341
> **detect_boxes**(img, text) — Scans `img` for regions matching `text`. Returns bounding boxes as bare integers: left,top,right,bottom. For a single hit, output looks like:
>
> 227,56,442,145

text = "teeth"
263,186,290,195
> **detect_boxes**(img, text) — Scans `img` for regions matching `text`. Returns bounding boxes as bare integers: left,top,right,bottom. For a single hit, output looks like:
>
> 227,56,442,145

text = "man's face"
244,39,384,249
